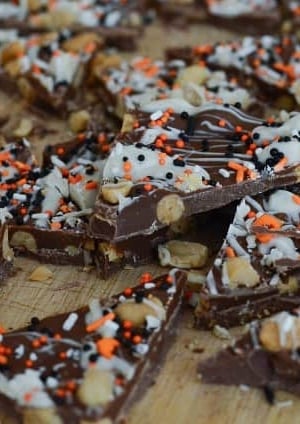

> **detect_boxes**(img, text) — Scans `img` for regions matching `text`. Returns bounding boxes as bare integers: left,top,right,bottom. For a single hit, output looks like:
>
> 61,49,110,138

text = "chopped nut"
176,65,210,86
2,227,14,262
68,110,91,133
158,240,208,269
29,266,53,282
23,408,62,424
174,173,206,192
156,194,185,225
121,113,135,133
225,257,259,289
259,315,300,352
183,83,203,106
4,59,21,77
98,242,123,262
101,180,133,205
115,297,163,327
279,276,298,294
13,118,33,137
1,41,24,65
62,33,103,53
10,231,37,253
77,369,114,407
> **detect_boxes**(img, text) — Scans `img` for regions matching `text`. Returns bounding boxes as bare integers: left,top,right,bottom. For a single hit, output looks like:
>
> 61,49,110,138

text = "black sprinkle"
263,386,275,405
180,111,189,119
166,172,173,179
137,154,145,161
89,353,99,362
173,158,185,167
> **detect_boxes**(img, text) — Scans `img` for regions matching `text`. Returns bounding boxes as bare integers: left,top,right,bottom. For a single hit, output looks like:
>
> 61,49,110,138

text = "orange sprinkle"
166,275,173,284
123,320,133,329
292,194,300,205
176,140,185,148
86,312,115,333
0,355,8,365
26,360,33,368
23,392,33,403
241,134,249,142
159,158,166,166
54,333,62,340
51,221,62,230
144,183,153,191
140,272,153,283
218,119,226,128
255,233,274,244
32,339,41,348
253,214,282,230
59,352,67,360
124,287,133,296
123,162,132,172
236,168,245,183
225,246,235,258
132,335,142,344
235,126,243,132
85,181,98,190
247,210,256,219
96,338,120,359
56,147,65,155
123,331,131,339
227,161,245,171
274,157,288,172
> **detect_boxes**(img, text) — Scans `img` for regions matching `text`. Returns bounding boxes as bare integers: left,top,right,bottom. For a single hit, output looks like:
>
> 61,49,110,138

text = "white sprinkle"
150,110,163,121
46,376,58,389
219,168,230,178
62,312,78,331
144,282,155,289
14,344,25,359
239,384,250,392
214,258,222,267
51,155,66,168
13,193,27,201
30,352,38,361
31,213,49,220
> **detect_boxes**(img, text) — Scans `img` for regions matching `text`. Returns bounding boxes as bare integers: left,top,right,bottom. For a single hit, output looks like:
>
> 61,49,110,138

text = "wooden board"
1,22,300,424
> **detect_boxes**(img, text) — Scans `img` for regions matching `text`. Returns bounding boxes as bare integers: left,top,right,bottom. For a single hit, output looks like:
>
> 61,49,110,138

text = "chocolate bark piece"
0,29,107,115
198,309,300,397
166,35,300,111
89,105,300,242
0,133,168,274
1,132,109,267
0,0,147,50
94,55,256,120
205,0,281,35
0,269,185,423
195,186,300,329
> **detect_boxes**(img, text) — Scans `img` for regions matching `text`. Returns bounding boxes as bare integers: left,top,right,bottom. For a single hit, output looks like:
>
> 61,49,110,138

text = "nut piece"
69,110,91,133
98,242,123,262
23,408,62,424
156,194,185,225
121,113,135,133
115,298,162,327
225,257,259,289
212,325,232,340
10,231,37,253
2,227,14,262
174,173,206,192
259,314,300,352
1,41,24,65
30,10,76,30
29,265,53,282
101,180,133,205
176,65,210,86
77,368,114,407
62,33,103,53
183,83,203,106
13,118,33,137
158,240,208,269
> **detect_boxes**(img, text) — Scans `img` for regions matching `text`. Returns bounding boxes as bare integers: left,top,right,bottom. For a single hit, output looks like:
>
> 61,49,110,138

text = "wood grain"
1,22,300,424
